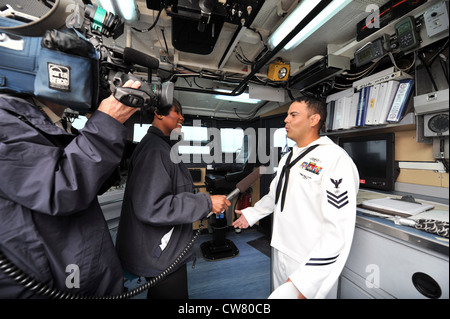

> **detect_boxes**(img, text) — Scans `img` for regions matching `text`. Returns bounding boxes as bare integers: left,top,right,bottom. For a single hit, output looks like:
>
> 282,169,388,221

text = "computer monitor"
339,133,398,191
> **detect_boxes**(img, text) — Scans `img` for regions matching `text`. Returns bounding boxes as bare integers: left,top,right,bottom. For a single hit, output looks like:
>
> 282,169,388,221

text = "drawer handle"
412,272,442,299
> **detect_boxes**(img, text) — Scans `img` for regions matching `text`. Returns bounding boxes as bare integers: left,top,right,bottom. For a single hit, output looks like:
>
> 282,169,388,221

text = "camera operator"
0,76,141,298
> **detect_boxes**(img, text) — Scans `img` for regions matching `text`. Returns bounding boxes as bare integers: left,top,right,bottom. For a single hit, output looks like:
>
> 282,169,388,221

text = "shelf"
323,112,416,137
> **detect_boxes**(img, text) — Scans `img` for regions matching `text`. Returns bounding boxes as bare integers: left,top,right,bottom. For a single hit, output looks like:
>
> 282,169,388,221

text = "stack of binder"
325,68,414,132
325,88,354,131
356,79,414,127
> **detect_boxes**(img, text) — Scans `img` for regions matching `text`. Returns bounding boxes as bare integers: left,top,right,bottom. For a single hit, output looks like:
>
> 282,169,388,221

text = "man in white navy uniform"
233,96,359,299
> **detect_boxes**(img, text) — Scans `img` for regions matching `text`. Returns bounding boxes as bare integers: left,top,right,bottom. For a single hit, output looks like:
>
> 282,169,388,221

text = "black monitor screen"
339,133,396,191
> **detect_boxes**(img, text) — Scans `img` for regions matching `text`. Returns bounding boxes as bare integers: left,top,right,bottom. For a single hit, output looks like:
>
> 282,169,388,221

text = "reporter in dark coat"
115,99,230,299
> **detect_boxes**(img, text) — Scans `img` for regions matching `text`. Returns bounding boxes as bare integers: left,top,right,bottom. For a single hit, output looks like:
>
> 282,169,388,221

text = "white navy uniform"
241,136,359,299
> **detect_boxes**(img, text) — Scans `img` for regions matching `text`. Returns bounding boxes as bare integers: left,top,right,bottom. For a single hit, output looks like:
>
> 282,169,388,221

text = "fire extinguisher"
234,189,252,233
237,190,252,210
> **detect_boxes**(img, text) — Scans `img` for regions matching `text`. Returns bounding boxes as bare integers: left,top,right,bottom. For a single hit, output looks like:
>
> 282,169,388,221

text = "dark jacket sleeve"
126,146,212,226
0,110,127,216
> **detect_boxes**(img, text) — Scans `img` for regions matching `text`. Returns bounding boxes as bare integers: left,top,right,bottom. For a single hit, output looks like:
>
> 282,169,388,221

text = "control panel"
224,0,264,27
354,34,391,67
146,0,265,27
424,113,449,137
395,16,421,52
424,1,449,37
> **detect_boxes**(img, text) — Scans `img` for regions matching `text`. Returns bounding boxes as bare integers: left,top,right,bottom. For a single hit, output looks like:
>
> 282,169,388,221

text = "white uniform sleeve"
289,152,359,299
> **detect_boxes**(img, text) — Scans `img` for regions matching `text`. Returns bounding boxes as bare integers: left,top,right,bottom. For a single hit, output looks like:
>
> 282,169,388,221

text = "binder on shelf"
333,97,344,130
331,96,353,130
355,86,370,126
326,100,335,132
372,82,387,125
377,80,400,125
342,95,353,129
386,79,414,123
362,86,371,125
364,84,380,125
349,91,360,128
325,88,353,131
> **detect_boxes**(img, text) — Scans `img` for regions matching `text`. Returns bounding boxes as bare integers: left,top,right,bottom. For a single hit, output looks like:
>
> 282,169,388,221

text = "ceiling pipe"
218,25,246,70
174,0,333,98
230,0,332,95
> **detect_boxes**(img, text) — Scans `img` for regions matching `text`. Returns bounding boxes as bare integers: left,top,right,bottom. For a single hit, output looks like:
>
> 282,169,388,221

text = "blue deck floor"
112,228,271,299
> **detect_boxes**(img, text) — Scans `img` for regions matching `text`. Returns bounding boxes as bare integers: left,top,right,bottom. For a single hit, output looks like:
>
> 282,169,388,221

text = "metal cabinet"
340,214,449,299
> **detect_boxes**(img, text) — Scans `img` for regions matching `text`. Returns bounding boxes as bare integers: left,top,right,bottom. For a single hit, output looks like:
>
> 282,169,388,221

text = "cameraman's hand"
97,80,141,123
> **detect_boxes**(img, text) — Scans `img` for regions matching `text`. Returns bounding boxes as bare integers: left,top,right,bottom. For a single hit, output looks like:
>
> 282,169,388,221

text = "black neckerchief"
275,144,319,212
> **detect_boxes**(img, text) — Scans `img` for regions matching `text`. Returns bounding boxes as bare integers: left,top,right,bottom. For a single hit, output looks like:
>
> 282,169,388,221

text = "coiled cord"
0,224,203,299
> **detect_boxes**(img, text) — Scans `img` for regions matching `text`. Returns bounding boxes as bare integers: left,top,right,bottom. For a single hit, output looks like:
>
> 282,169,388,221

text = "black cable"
160,27,169,55
439,137,449,173
0,222,205,299
418,53,439,91
427,39,449,85
428,39,449,65
439,57,449,85
131,9,162,33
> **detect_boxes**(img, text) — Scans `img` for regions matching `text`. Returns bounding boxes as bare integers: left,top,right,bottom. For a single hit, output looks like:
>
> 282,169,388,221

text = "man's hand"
97,80,141,123
287,279,306,299
232,210,250,229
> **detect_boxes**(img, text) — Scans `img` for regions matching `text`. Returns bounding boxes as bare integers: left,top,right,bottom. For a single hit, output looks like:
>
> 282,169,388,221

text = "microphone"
123,47,160,70
207,166,266,218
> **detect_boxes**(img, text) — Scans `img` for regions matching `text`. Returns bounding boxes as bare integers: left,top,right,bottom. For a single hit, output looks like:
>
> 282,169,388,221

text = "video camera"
0,0,173,114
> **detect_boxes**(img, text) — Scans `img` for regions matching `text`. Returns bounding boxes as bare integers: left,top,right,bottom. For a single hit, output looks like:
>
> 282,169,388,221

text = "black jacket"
0,95,126,298
116,126,212,277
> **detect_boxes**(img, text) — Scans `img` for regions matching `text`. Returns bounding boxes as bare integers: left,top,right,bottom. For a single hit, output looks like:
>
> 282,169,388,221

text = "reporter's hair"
157,98,181,116
294,96,327,133
146,98,182,122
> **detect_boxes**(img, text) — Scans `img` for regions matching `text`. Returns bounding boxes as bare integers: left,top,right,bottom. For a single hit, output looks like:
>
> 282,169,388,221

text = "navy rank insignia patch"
327,178,349,209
